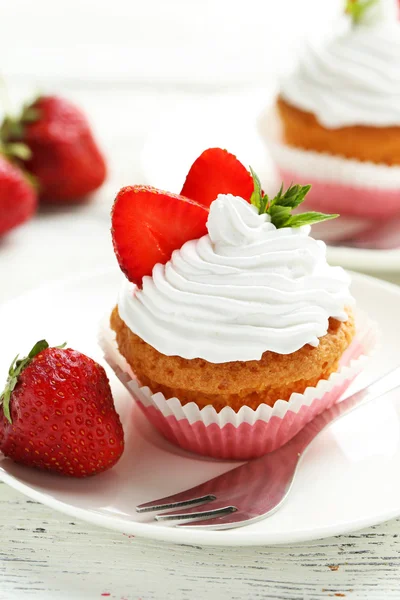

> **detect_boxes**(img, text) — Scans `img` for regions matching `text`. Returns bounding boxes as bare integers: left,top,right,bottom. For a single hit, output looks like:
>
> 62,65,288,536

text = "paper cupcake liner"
99,310,378,460
268,140,400,219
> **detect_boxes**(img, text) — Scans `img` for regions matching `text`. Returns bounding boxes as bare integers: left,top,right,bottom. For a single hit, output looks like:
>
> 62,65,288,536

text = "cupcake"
101,148,376,459
268,0,400,219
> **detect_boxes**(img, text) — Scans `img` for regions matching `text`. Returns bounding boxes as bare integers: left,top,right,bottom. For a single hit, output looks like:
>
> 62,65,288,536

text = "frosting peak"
118,196,353,363
280,3,400,128
207,194,273,248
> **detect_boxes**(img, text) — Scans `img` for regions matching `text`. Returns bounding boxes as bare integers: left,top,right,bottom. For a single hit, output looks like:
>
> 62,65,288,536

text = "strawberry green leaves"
0,340,65,424
0,340,49,424
0,98,41,190
249,170,338,229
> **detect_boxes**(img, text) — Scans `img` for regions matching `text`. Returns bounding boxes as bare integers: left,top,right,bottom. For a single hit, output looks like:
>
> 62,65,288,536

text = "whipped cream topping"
118,195,353,363
280,2,400,128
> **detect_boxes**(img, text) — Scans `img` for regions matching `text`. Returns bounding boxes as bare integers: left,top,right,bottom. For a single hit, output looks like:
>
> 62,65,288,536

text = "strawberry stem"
0,95,41,163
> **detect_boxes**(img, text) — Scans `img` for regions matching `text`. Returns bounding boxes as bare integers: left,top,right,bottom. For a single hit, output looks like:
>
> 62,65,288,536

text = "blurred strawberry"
0,155,37,236
0,95,107,203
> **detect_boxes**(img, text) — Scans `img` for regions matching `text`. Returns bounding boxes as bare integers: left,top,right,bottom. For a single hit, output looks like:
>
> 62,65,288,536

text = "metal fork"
136,366,400,530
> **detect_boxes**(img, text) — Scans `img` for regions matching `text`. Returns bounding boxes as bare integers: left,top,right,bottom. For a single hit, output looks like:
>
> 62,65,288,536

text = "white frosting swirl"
280,5,400,128
117,195,353,363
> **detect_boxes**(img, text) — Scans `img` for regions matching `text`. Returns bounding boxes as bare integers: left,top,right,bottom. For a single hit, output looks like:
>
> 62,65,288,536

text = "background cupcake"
267,0,400,219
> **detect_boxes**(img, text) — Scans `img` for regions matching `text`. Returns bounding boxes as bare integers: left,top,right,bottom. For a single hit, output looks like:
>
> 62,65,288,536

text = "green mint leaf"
274,184,311,209
287,212,339,228
259,194,269,214
249,166,262,211
268,205,292,229
274,184,283,201
269,184,283,209
247,168,338,229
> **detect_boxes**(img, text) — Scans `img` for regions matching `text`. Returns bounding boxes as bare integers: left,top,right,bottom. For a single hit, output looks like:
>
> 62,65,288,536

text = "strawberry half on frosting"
180,147,254,208
111,148,253,286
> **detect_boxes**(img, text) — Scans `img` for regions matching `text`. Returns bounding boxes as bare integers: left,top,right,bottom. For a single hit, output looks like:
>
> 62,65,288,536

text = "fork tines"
136,493,238,525
136,493,217,514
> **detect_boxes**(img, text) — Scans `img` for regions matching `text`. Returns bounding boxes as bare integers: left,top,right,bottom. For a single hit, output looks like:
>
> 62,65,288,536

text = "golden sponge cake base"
110,306,355,412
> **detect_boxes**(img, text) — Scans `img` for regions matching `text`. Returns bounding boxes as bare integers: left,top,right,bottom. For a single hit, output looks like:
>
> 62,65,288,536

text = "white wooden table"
2,484,400,600
2,82,400,599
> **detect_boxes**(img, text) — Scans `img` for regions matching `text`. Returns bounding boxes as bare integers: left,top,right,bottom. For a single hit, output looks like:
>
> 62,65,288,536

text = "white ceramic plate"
140,96,400,274
0,267,400,547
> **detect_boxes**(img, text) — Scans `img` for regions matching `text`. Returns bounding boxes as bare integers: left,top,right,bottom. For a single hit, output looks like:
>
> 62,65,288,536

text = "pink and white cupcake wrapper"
99,310,378,460
268,140,400,220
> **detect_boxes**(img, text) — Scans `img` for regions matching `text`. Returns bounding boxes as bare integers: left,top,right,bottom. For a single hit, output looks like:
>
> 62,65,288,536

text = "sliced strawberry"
111,185,209,285
180,148,254,208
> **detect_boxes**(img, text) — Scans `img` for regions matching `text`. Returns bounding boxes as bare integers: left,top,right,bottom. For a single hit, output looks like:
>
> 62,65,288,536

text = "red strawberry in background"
0,340,124,477
112,185,208,286
1,95,107,203
181,147,254,208
0,155,37,236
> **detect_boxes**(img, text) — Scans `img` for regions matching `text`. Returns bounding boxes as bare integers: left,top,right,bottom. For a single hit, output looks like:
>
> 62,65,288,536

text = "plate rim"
0,267,400,547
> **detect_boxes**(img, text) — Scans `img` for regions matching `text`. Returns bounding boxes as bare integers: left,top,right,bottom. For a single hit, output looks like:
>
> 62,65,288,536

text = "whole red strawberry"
1,96,107,203
0,155,37,236
0,341,124,477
